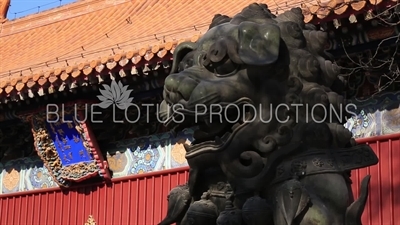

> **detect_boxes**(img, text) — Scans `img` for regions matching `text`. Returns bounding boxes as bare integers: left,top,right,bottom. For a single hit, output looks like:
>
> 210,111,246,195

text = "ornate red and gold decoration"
18,101,110,187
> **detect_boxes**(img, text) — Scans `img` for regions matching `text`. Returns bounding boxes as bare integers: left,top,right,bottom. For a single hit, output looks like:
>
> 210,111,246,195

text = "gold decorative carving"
84,215,96,225
3,168,20,191
106,151,127,173
29,105,100,187
171,139,189,164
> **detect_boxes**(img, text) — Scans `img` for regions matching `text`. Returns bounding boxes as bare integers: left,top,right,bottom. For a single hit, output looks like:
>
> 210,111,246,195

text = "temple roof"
302,0,398,23
0,0,395,97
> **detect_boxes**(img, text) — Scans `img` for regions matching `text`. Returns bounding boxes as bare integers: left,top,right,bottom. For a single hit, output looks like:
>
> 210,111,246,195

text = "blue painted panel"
45,114,92,166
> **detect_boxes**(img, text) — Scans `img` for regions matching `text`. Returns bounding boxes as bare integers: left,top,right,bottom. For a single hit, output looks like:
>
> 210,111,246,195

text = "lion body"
159,4,377,225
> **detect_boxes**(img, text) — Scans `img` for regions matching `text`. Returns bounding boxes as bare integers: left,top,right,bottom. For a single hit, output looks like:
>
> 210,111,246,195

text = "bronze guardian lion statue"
159,3,378,225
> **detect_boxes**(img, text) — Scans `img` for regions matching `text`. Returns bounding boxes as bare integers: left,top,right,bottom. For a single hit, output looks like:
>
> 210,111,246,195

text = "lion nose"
164,73,182,92
177,78,199,101
164,73,199,101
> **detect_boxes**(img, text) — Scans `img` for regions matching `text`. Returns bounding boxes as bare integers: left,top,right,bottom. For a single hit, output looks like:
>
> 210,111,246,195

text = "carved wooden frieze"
18,101,110,187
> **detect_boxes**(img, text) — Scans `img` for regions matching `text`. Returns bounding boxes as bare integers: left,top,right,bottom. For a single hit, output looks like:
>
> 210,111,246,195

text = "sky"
6,0,77,20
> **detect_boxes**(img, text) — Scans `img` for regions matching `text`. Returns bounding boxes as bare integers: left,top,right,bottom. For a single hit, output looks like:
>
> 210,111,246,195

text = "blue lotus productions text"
46,103,358,124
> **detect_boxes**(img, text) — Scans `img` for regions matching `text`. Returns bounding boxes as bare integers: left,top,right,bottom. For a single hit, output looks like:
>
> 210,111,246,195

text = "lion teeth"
204,119,211,126
245,112,252,120
221,133,230,142
215,136,222,144
231,123,240,130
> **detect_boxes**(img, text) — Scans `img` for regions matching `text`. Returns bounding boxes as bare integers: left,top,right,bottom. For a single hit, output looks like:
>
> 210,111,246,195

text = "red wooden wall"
353,133,400,225
0,133,399,225
0,168,189,225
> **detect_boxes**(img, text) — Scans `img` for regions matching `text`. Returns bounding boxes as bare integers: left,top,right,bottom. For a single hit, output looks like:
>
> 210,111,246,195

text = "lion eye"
178,58,194,72
204,57,239,77
214,58,238,76
178,51,196,72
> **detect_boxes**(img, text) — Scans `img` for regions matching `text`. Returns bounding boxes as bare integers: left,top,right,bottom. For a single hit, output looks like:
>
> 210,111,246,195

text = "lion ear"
238,21,281,65
170,42,197,74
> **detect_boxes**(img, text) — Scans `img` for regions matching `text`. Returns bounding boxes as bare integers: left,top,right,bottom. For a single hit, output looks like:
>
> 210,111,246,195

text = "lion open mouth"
159,98,254,157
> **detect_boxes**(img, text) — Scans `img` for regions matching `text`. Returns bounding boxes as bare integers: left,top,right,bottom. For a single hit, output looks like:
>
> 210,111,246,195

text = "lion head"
159,4,354,191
